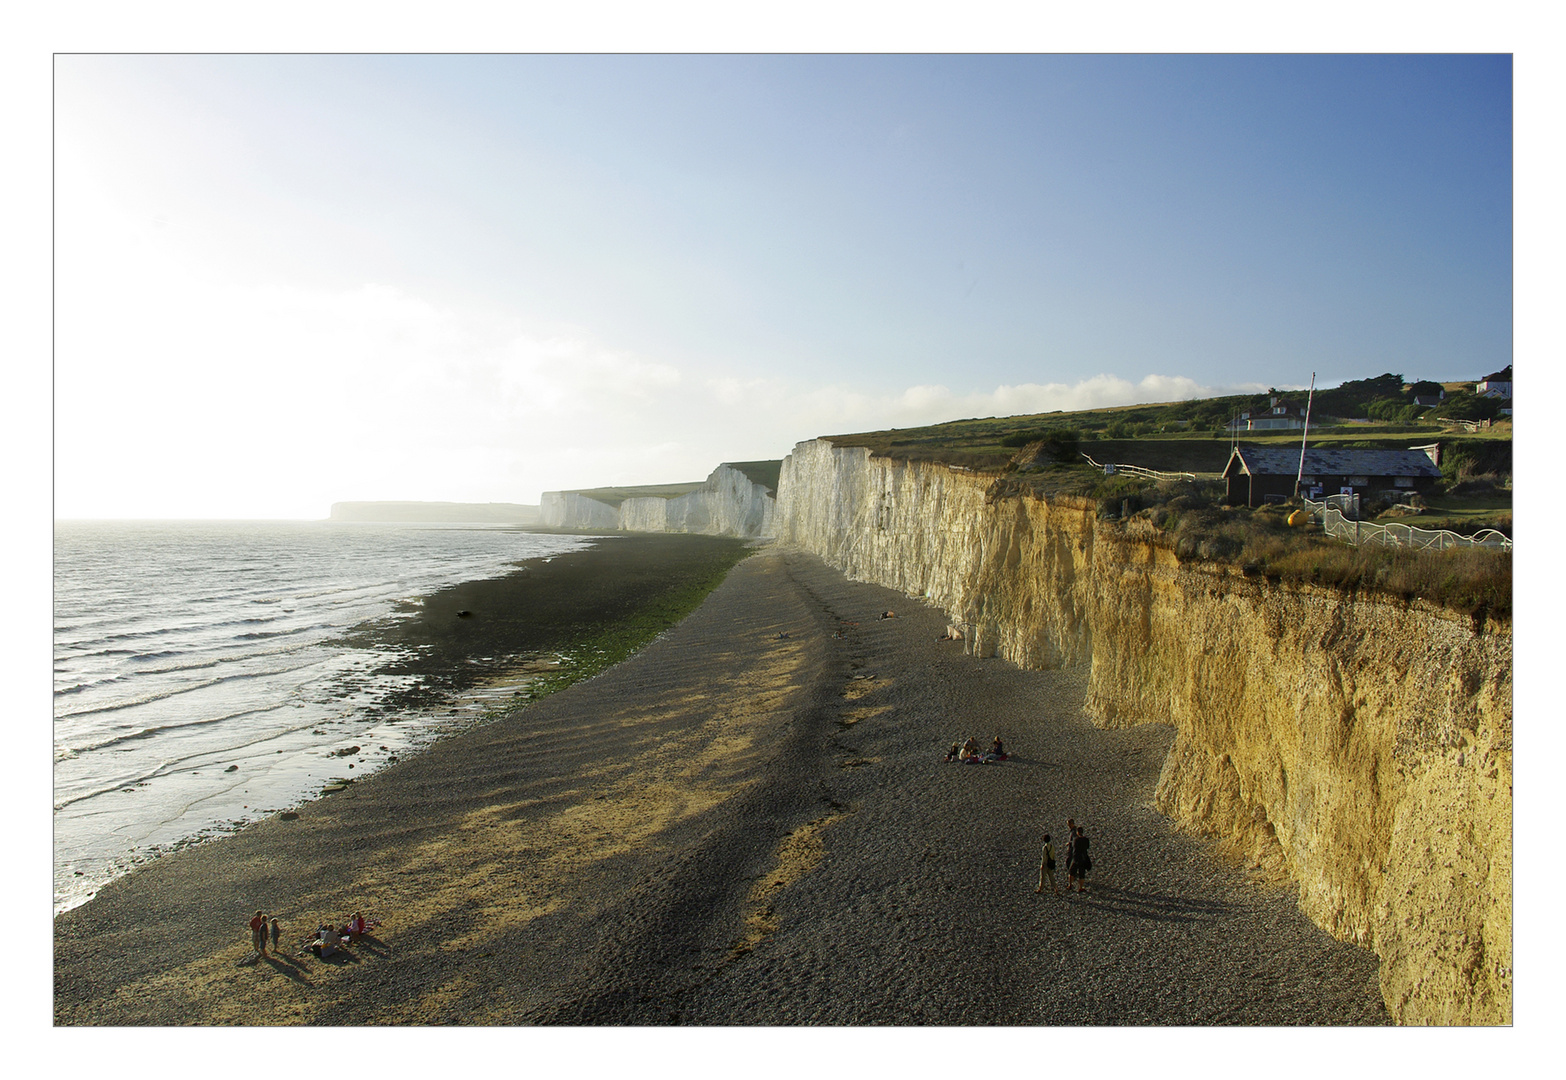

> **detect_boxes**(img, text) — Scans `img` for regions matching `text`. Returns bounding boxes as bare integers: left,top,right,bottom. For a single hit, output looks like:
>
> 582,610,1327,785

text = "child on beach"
249,910,268,957
270,917,280,954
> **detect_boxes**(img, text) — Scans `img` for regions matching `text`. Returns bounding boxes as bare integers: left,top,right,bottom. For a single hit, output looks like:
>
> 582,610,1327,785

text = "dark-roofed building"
1222,445,1443,507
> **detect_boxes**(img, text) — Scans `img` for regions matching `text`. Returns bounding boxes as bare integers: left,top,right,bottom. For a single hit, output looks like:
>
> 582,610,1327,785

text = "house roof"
1224,446,1442,479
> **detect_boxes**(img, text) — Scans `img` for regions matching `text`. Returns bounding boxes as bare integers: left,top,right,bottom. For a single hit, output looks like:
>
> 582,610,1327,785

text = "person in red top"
249,910,268,956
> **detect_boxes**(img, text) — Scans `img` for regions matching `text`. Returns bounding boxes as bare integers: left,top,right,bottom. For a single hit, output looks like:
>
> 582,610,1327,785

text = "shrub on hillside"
1152,500,1512,619
1432,392,1503,422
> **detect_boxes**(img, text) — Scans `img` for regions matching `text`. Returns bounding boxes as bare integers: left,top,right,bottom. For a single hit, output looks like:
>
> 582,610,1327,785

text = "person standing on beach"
270,917,281,955
1064,820,1077,889
1063,821,1079,892
249,910,267,956
1073,826,1092,893
1035,833,1059,895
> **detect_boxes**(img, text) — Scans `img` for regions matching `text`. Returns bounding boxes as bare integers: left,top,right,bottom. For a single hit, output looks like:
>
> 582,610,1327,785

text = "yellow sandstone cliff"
774,438,1511,1024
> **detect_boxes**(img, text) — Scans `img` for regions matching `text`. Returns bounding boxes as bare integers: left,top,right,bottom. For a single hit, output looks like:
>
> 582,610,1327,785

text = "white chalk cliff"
772,437,1511,1025
541,464,775,538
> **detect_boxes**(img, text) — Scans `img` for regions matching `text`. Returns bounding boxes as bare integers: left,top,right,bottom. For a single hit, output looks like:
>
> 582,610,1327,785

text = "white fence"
1303,498,1512,552
1311,492,1359,518
1080,453,1196,483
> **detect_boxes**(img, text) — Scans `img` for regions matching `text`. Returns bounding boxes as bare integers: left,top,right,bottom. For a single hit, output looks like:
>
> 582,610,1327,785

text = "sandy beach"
54,548,1386,1025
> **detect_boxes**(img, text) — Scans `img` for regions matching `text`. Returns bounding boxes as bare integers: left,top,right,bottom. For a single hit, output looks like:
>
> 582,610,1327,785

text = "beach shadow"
349,933,390,958
1060,883,1236,924
261,952,313,985
313,948,362,965
993,755,1056,770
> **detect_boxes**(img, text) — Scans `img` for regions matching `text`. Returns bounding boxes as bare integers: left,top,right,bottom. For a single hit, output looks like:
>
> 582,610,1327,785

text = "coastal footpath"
542,463,776,537
772,437,1512,1025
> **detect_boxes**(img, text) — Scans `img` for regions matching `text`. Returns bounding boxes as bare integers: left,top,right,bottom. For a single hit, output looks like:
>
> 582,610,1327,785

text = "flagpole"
1295,372,1316,497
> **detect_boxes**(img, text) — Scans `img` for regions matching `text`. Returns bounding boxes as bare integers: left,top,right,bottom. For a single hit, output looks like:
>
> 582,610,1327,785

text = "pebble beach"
53,548,1387,1026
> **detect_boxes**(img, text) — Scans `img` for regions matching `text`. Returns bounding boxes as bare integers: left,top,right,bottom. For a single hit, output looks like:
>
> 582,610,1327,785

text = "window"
1394,476,1414,488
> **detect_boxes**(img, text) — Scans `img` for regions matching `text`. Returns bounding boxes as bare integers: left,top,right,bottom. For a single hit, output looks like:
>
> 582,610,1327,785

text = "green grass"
724,459,783,494
343,533,753,712
1127,490,1512,620
1410,492,1512,536
556,482,707,508
508,551,751,706
807,381,1514,621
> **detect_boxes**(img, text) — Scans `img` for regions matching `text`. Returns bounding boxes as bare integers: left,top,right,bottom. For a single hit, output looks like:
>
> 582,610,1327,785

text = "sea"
53,520,595,915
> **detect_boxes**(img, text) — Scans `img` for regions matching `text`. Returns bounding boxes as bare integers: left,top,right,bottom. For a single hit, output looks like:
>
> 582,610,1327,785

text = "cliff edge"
773,437,1511,1025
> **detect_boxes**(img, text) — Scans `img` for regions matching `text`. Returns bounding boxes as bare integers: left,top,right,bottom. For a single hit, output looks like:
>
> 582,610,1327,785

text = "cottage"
1476,365,1512,400
1222,445,1443,507
1225,396,1310,432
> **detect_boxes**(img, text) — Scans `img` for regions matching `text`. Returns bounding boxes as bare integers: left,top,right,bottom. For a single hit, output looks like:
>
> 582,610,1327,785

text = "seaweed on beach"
339,533,753,713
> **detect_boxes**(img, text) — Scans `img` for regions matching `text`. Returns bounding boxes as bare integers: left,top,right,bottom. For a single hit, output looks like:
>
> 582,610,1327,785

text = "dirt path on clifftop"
55,551,1386,1025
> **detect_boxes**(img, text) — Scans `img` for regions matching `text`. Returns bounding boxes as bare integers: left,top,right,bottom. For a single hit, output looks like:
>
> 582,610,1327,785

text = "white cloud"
54,241,1277,517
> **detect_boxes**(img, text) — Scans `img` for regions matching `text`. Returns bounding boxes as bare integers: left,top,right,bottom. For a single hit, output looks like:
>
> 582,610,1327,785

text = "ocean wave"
54,674,128,697
53,710,333,810
58,705,280,758
58,628,343,690
52,654,333,719
59,613,290,652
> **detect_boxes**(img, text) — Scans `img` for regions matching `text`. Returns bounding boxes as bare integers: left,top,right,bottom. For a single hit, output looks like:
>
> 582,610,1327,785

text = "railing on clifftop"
1302,498,1512,552
1079,453,1197,483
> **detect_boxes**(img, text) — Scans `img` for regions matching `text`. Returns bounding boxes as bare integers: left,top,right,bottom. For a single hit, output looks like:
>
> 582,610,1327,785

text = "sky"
23,6,1559,1066
53,52,1513,518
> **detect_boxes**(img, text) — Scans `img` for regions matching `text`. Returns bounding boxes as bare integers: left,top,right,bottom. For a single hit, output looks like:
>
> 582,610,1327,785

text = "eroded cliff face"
774,438,1512,1025
540,492,619,530
542,465,775,537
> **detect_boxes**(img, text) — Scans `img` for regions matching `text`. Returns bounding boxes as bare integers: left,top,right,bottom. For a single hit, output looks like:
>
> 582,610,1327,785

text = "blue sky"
54,53,1512,517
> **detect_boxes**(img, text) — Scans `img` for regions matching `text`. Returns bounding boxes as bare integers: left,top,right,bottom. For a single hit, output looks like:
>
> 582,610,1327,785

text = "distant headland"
328,501,541,524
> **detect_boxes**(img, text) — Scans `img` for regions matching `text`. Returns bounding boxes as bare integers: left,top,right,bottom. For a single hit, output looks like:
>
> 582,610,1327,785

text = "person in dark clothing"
1063,819,1078,890
1073,825,1092,892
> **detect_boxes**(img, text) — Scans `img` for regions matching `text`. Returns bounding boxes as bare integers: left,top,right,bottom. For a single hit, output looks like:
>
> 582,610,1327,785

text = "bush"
1432,392,1503,422
1156,501,1511,618
1092,474,1146,501
1447,476,1499,497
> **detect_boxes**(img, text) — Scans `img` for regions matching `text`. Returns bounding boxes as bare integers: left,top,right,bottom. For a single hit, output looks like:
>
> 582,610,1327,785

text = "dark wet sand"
54,549,1386,1025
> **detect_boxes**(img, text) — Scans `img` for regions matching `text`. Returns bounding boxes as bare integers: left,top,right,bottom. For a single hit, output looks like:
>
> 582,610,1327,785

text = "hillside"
816,376,1511,617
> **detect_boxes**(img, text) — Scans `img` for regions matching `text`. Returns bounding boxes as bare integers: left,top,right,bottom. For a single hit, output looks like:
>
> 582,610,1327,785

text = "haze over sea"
53,519,592,914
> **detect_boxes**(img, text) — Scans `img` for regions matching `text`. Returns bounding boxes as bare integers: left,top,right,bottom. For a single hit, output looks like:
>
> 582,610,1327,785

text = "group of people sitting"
945,735,1008,764
308,911,371,958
